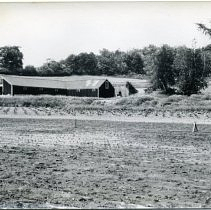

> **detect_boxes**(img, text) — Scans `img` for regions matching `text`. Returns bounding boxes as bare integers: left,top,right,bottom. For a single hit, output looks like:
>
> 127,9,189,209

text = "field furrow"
0,118,211,208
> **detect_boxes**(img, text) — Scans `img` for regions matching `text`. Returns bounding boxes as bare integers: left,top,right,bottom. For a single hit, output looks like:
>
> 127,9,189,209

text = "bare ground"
0,114,211,208
0,106,211,125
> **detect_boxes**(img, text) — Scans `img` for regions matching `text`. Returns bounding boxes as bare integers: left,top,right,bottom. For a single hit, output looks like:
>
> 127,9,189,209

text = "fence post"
74,119,77,128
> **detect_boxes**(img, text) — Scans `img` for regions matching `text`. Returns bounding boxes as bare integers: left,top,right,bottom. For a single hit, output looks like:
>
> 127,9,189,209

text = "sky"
0,2,211,67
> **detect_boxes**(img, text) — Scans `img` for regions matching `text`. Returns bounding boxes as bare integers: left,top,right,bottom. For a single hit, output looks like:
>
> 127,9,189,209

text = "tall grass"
1,93,211,112
115,95,154,106
0,95,97,108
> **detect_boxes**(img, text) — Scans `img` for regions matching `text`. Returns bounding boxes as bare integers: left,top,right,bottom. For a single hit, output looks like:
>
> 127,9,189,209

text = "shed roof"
1,75,107,90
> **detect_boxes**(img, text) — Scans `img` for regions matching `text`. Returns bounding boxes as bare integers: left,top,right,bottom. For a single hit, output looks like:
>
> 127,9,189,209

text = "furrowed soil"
0,118,211,208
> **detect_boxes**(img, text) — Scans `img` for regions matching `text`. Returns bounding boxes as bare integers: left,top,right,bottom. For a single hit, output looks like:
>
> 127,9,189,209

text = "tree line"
1,45,211,95
1,22,211,96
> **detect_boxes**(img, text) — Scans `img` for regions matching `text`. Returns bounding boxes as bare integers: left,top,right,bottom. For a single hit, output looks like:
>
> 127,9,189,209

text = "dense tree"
196,22,211,77
63,54,76,75
113,50,127,75
97,49,117,75
97,49,141,75
201,47,211,77
0,66,10,74
124,50,144,74
63,53,98,75
151,45,175,94
173,47,207,95
37,59,64,76
0,46,23,74
142,45,159,76
196,23,211,76
74,53,98,75
22,65,38,76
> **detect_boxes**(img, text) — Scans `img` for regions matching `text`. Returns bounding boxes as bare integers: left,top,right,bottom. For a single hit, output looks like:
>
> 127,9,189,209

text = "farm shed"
115,81,138,97
0,75,115,98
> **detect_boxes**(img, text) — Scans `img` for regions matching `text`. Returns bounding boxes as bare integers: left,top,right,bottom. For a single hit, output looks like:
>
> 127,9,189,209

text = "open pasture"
0,118,211,208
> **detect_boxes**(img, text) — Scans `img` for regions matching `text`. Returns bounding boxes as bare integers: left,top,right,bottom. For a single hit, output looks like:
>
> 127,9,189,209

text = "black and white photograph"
0,1,211,208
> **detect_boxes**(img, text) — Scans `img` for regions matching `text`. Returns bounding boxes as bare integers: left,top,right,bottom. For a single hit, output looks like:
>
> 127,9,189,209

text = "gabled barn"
115,81,138,97
0,75,115,98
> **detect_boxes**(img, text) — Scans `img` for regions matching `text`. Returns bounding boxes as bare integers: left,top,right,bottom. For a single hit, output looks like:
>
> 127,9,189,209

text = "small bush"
150,100,158,107
134,96,154,106
115,98,130,106
166,95,185,103
189,94,203,101
201,94,211,101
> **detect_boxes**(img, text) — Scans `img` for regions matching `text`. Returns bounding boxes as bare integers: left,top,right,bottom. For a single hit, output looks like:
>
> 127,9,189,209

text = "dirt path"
0,106,211,125
0,112,210,125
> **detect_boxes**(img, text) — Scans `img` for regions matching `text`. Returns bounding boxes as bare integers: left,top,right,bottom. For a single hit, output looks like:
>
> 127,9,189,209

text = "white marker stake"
192,121,198,132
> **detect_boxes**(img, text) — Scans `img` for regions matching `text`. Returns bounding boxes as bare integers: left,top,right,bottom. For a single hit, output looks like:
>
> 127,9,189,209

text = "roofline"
1,75,110,90
1,74,108,83
1,77,13,86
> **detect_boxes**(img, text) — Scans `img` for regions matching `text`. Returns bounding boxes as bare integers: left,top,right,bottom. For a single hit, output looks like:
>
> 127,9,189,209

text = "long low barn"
0,75,115,98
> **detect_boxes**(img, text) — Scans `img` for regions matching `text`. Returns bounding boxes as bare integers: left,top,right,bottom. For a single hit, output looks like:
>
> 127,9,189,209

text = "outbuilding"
1,75,115,98
115,81,138,97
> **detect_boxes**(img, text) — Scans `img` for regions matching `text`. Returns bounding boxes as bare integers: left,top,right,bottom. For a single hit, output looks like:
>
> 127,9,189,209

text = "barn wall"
2,80,12,95
13,86,67,96
99,80,115,98
67,89,98,97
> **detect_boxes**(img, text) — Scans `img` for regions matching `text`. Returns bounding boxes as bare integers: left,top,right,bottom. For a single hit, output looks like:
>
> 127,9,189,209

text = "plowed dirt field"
0,118,211,208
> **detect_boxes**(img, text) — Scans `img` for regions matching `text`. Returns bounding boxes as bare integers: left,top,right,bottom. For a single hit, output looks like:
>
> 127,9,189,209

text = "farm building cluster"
0,75,138,98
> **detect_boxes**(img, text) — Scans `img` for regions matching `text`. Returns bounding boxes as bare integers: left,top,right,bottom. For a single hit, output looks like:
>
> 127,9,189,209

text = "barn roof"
1,75,107,90
65,79,106,89
2,75,66,89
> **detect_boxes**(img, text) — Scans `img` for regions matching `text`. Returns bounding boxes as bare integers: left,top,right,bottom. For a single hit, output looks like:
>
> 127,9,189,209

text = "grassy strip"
0,94,211,113
0,95,97,108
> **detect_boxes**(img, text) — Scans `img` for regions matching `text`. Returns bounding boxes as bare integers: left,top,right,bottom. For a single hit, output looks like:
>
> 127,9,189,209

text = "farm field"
0,118,211,208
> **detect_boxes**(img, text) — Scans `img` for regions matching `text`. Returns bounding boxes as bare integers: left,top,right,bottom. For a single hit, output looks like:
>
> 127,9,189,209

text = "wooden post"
74,119,77,128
